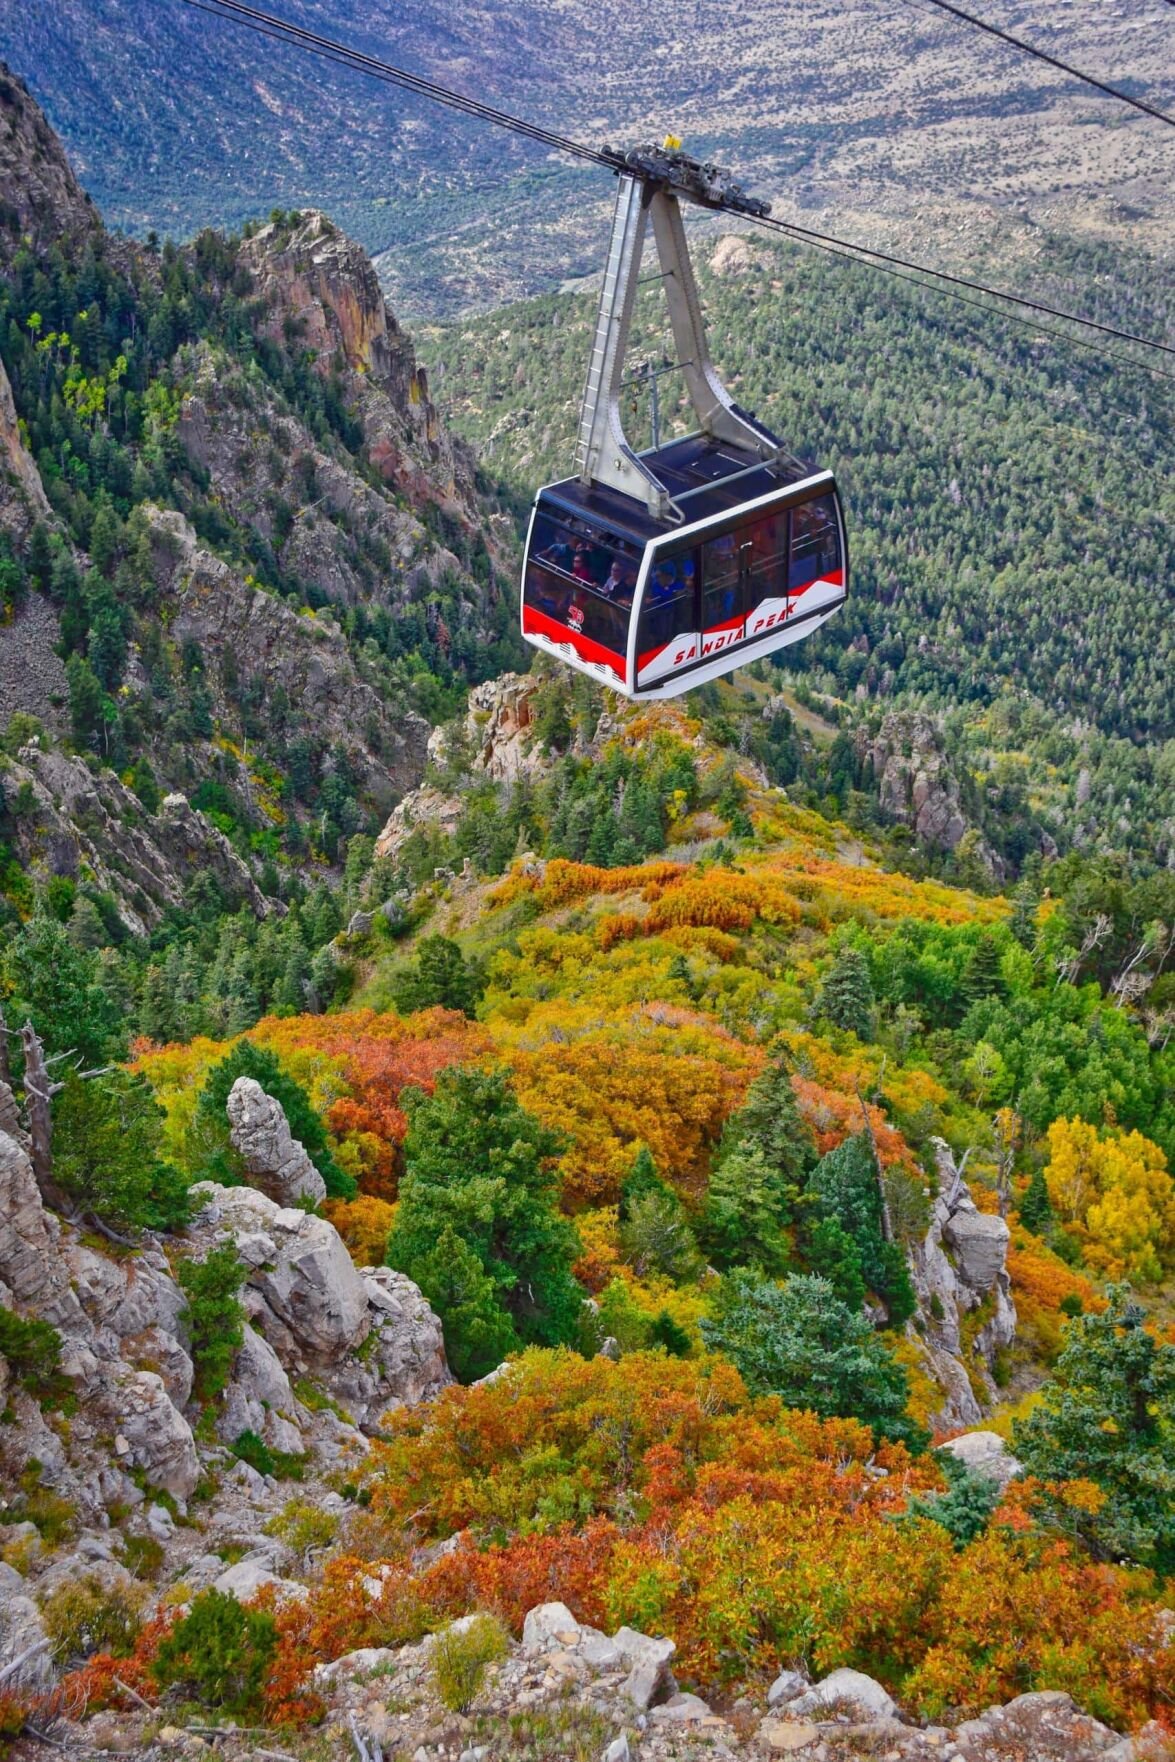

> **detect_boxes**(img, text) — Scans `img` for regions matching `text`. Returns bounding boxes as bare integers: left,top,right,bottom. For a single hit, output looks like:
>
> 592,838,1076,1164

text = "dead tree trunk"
20,1020,70,1213
0,1000,10,1090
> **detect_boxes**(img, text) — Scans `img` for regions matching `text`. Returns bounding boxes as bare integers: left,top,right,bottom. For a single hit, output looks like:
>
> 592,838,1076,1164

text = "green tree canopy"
1013,1286,1175,1573
53,1068,189,1231
700,1269,922,1449
386,1066,582,1380
390,935,486,1019
816,943,876,1040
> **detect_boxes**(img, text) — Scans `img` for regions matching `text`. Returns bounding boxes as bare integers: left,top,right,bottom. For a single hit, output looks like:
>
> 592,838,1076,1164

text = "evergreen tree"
1018,1165,1054,1235
701,1270,924,1449
805,1134,916,1324
699,1142,792,1277
391,935,485,1018
618,1144,670,1223
407,1225,518,1383
53,1068,190,1231
816,944,876,1040
960,933,1006,1008
2,915,122,1064
721,1054,814,1194
386,1067,582,1375
1013,1288,1175,1572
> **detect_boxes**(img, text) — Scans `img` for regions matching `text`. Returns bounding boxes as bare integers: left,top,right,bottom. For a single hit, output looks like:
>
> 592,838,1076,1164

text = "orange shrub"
324,1195,397,1267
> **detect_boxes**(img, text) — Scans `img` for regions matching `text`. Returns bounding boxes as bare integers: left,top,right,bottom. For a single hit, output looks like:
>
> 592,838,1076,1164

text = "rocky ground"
9,1599,1172,1762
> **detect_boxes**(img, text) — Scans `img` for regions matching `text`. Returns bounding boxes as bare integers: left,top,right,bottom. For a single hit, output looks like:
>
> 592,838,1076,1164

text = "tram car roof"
535,434,821,547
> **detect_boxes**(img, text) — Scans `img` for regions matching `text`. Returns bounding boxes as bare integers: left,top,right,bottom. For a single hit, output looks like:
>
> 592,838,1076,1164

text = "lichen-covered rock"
952,1689,1129,1759
937,1429,1023,1488
327,1268,450,1426
187,1184,449,1428
226,1078,326,1207
943,1200,1011,1292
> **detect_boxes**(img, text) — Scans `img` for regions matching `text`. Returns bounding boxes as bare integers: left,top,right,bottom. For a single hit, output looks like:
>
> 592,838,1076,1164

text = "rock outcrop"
374,673,542,861
859,711,1003,876
0,62,100,269
1,741,273,937
226,1078,326,1207
239,210,476,515
0,1126,200,1519
910,1141,1017,1428
0,354,51,542
145,504,429,813
186,1182,450,1429
937,1428,1023,1488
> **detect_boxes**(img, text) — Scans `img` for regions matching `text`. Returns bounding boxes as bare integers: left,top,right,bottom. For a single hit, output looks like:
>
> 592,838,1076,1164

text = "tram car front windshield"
521,435,847,699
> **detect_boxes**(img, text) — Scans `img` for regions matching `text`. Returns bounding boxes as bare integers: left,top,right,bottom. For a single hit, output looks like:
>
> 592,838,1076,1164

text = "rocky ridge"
60,1600,1175,1762
0,1077,450,1692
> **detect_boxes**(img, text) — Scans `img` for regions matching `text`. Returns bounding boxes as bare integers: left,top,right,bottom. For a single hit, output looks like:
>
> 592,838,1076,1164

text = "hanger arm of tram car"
520,142,848,699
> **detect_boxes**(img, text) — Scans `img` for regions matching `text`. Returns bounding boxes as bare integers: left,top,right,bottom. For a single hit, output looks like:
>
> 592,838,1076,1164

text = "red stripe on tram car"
523,604,627,686
637,568,847,675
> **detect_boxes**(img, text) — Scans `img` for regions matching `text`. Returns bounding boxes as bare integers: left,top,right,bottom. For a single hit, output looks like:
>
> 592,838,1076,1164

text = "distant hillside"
3,0,1173,312
417,227,1174,865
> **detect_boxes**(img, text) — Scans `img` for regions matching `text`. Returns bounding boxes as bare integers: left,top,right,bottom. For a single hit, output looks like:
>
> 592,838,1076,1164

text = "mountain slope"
3,1,1173,313
0,64,522,941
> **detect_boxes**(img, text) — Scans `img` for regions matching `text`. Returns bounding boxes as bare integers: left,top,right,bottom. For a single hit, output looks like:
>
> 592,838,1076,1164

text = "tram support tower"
577,142,786,521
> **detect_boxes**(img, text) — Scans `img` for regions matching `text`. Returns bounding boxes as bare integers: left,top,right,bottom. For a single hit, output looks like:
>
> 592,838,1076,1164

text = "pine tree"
961,934,1006,1008
816,944,876,1040
1018,1165,1054,1234
386,1067,581,1373
700,1142,792,1277
723,1055,814,1192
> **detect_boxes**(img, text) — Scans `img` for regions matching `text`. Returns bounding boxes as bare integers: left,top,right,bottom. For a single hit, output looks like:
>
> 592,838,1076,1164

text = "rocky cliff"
0,1075,449,1692
0,67,518,935
0,63,99,268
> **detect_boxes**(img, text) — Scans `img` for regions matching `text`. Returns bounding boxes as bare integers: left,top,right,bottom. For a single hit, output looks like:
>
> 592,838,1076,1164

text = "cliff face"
0,67,518,931
0,62,99,268
240,210,477,515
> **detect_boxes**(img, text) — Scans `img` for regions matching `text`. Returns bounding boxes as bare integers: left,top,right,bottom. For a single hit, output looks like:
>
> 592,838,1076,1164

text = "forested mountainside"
419,229,1174,865
7,0,1173,312
2,59,1175,1762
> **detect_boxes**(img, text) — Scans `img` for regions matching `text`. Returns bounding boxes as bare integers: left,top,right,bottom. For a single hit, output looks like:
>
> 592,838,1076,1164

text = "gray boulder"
767,1668,808,1707
522,1602,581,1653
217,1321,308,1456
937,1429,1022,1488
227,1077,327,1207
613,1626,677,1711
789,1667,898,1720
943,1201,1011,1293
0,1562,55,1690
187,1183,450,1427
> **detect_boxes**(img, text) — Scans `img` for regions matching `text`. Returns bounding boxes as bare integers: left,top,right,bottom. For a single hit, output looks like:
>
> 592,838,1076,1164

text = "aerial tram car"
520,141,848,699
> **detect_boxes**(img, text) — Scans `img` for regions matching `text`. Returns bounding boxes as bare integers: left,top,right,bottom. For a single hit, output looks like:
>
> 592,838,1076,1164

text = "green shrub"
0,1307,61,1392
429,1614,509,1713
178,1247,244,1403
150,1589,277,1715
118,1534,166,1581
263,1498,339,1558
39,1575,145,1662
231,1430,306,1481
